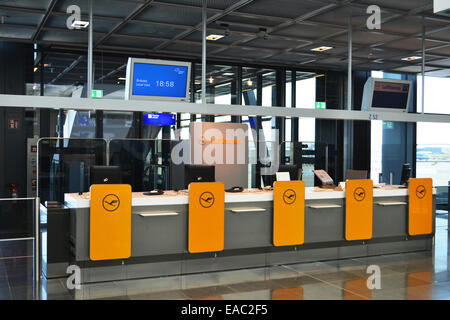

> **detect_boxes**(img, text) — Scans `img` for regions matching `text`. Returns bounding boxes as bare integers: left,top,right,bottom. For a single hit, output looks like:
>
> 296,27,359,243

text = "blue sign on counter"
143,113,176,126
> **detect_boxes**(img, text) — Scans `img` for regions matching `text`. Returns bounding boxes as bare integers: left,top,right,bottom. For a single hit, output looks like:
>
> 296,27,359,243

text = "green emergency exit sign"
315,102,326,109
92,90,103,98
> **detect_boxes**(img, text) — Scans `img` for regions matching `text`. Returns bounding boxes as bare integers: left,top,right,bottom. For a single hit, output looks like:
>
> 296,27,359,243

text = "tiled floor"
0,216,449,300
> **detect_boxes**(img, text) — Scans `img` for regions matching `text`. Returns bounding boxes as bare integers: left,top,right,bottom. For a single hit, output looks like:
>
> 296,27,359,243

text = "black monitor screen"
184,165,215,189
372,81,410,110
400,164,411,186
90,166,122,186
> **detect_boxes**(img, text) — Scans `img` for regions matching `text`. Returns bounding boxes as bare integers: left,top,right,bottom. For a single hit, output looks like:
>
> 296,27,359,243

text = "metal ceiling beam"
94,0,155,48
31,0,58,42
209,0,356,56
49,55,84,84
152,0,256,51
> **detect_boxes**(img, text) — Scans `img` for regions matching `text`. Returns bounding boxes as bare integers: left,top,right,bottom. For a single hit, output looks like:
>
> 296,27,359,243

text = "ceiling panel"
134,5,204,26
55,0,139,18
118,23,186,39
236,0,325,19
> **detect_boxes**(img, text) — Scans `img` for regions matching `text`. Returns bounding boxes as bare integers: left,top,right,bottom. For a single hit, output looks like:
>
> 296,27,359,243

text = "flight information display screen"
132,63,188,98
372,81,410,110
143,113,176,126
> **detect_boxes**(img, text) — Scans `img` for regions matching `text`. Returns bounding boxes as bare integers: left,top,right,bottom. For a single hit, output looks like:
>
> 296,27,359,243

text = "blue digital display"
132,63,188,98
143,113,176,126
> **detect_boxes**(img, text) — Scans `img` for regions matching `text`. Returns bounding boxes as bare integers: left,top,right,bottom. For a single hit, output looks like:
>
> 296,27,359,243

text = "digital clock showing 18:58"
156,81,175,88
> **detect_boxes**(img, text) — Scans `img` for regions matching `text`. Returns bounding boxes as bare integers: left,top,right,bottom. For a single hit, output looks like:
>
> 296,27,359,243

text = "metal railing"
0,197,40,300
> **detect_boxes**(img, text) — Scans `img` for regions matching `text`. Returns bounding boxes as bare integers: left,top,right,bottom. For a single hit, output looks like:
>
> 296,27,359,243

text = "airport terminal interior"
0,0,450,301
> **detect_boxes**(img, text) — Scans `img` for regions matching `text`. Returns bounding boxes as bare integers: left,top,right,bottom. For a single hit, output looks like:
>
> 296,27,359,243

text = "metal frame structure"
1,94,450,124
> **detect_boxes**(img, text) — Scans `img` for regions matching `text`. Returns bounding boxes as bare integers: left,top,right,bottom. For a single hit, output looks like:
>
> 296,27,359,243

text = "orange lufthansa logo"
199,136,241,145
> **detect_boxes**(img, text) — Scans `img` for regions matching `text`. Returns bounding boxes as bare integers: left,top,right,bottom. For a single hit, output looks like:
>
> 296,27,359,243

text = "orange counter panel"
90,184,132,261
188,182,225,253
345,180,373,241
273,181,305,247
408,178,433,236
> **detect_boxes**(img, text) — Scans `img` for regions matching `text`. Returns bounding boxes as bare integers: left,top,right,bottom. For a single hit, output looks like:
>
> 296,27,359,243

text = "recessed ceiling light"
206,34,224,41
311,46,333,52
208,77,214,84
118,77,126,81
401,56,422,61
223,72,234,76
71,20,90,29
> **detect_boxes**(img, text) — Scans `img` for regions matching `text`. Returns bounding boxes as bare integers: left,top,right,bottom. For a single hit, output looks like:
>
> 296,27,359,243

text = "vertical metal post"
347,16,352,111
87,0,93,99
201,0,207,104
34,197,41,300
421,18,425,114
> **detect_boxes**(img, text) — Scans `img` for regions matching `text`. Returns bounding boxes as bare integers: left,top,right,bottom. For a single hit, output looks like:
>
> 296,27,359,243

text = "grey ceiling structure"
1,0,450,86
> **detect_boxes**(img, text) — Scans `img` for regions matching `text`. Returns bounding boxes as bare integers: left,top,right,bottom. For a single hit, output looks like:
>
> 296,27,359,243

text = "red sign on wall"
8,119,19,129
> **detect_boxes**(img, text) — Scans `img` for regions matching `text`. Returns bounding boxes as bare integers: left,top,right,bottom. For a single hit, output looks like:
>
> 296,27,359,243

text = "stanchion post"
34,197,41,300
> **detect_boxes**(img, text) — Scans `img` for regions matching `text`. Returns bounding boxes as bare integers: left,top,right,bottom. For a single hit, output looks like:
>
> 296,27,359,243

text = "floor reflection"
0,216,448,300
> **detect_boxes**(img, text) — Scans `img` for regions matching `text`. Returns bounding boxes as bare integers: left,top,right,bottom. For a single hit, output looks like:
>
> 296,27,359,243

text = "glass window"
417,75,450,186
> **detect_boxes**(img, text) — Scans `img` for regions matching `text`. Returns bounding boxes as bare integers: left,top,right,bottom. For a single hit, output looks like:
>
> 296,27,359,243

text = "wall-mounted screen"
362,78,412,112
125,58,191,101
143,113,176,126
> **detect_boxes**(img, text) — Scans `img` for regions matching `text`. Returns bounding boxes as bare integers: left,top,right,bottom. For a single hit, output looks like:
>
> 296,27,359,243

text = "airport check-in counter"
64,184,436,284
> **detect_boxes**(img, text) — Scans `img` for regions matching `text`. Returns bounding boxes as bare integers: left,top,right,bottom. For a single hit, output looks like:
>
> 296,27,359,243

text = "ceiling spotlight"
311,46,334,52
71,20,90,29
208,77,214,84
206,34,224,41
401,56,422,61
259,28,268,40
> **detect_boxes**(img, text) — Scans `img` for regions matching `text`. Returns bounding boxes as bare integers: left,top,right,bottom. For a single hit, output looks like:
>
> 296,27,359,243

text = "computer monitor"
362,78,412,113
125,58,191,102
89,166,122,186
184,165,215,189
346,170,368,181
277,165,300,181
264,165,301,187
400,163,411,186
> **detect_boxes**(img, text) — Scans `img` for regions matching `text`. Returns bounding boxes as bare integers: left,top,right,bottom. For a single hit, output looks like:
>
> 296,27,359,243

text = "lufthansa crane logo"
354,187,366,202
102,194,120,212
199,192,215,208
283,189,296,205
416,185,426,199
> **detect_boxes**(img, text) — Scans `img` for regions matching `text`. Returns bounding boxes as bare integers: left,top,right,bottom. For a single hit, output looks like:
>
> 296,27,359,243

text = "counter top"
65,186,435,209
